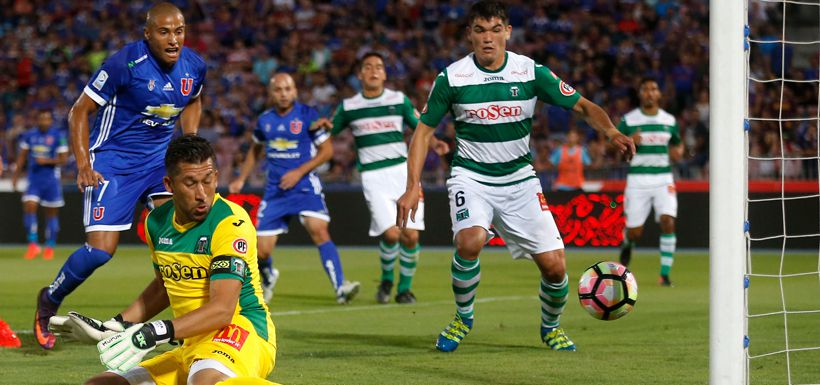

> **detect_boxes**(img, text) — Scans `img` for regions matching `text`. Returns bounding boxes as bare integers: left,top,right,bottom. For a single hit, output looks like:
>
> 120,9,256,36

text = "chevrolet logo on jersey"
268,138,298,151
142,104,183,120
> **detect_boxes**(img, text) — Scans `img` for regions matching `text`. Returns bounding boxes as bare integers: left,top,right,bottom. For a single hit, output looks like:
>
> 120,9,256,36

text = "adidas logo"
163,82,173,91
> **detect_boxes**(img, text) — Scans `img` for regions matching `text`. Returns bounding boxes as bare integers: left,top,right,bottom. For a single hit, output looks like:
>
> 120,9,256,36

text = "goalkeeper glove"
98,320,174,372
49,312,132,343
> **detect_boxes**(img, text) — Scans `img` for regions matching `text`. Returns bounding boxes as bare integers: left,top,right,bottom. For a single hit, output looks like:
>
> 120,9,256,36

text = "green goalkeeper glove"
97,320,174,372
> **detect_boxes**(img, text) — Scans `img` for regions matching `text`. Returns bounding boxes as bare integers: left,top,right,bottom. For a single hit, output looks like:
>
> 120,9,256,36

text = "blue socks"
46,244,112,304
318,241,344,290
24,213,37,243
45,216,59,247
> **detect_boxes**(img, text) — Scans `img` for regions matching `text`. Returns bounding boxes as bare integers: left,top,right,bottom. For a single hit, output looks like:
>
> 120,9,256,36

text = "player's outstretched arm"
397,121,435,229
279,137,333,190
68,93,104,192
179,96,202,135
11,147,28,192
228,142,263,193
572,97,635,160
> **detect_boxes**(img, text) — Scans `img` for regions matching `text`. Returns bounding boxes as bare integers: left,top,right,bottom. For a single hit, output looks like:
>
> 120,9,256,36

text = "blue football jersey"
83,40,206,172
19,127,69,181
253,103,329,194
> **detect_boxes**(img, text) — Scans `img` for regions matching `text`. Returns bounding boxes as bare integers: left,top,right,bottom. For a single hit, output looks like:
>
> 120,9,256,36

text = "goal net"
744,0,820,384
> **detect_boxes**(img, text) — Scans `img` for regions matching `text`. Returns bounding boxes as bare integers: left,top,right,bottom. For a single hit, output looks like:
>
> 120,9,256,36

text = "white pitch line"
14,295,537,335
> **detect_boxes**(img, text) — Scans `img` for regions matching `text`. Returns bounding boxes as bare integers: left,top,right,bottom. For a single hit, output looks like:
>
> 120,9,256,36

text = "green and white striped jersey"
617,108,681,187
331,88,419,172
420,51,581,185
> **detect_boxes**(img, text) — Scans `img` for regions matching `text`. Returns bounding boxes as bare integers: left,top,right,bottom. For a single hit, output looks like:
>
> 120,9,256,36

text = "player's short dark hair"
358,52,385,72
165,134,216,177
467,1,508,26
639,76,659,87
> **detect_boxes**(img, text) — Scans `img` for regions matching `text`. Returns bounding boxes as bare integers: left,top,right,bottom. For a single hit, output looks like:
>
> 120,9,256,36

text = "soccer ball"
578,261,638,320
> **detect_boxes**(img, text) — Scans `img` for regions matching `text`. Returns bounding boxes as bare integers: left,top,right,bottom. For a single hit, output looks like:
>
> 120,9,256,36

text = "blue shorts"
257,190,330,236
23,176,64,207
83,164,170,232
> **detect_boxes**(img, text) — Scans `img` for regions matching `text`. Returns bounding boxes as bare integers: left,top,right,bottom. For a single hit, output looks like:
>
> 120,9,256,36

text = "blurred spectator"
550,129,592,192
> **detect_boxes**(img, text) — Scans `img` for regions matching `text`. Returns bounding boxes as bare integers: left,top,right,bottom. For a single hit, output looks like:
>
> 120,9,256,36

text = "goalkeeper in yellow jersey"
82,135,276,385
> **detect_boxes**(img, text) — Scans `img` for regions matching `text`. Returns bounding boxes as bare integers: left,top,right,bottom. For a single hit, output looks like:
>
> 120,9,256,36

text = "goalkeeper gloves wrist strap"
146,320,174,345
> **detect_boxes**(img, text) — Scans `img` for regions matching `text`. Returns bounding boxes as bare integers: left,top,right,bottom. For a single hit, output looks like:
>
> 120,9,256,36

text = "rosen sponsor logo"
357,120,398,133
639,132,672,145
463,105,523,120
157,262,208,281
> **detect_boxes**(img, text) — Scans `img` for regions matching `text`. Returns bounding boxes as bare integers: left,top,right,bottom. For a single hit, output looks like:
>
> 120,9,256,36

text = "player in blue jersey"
12,110,69,261
34,2,207,349
229,73,360,304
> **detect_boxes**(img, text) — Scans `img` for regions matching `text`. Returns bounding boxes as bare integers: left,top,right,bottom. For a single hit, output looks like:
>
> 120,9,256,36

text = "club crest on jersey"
232,238,248,254
510,86,519,97
537,192,549,211
559,81,576,96
195,236,209,254
93,207,105,220
290,119,303,134
148,79,156,91
45,136,54,145
180,78,194,96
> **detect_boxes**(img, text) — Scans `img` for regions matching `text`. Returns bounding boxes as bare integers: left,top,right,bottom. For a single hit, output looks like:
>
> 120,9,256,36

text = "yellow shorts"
140,316,276,385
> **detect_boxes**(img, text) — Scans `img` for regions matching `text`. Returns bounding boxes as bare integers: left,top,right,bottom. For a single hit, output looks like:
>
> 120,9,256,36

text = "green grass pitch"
1,246,818,384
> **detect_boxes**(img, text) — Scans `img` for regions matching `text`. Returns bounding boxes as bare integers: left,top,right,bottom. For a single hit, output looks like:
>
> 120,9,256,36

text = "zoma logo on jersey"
463,105,522,120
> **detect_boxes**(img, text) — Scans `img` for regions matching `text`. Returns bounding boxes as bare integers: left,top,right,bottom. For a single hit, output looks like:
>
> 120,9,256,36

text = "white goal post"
709,0,747,384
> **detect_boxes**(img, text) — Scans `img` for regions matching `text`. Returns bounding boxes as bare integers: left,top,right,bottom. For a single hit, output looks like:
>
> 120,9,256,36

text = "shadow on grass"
280,328,544,357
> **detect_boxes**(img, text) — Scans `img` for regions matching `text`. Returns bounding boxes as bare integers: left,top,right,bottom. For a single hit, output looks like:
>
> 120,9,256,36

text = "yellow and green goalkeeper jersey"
617,108,681,188
420,51,581,185
144,193,274,345
331,88,420,172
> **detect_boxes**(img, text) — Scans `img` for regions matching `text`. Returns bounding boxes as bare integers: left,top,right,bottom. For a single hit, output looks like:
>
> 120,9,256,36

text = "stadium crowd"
0,0,815,190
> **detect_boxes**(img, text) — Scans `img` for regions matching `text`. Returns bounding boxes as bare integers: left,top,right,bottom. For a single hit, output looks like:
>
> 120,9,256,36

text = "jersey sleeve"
549,148,560,165
402,95,420,130
252,116,266,143
534,64,581,109
56,131,69,153
83,51,131,106
192,53,207,99
616,118,631,136
18,133,30,150
330,104,348,136
209,215,257,282
419,71,454,128
143,212,158,271
308,110,330,147
670,120,682,145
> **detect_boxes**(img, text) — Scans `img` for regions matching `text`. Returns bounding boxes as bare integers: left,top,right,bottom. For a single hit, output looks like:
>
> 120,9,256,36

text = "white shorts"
447,175,564,260
361,163,425,237
623,183,678,228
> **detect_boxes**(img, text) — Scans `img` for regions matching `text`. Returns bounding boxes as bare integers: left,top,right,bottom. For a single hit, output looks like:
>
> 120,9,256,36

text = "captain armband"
210,255,248,281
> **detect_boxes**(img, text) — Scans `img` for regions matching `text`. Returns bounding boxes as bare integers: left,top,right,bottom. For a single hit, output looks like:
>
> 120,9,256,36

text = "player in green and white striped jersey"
617,77,684,287
331,52,447,305
396,1,635,353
